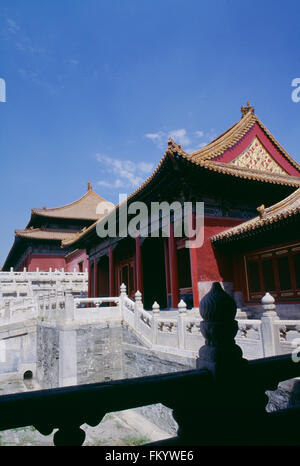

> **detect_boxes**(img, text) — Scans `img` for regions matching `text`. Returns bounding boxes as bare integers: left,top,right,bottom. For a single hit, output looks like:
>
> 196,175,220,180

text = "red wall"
66,249,88,272
16,250,88,272
194,217,244,282
26,254,66,272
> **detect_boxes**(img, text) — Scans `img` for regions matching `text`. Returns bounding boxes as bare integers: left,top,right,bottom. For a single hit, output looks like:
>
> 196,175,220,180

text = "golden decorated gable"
230,137,287,175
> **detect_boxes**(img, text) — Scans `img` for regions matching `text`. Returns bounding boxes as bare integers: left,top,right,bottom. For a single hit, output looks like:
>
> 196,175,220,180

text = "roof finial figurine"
87,182,92,191
168,137,174,146
167,137,184,155
257,204,265,218
241,101,254,118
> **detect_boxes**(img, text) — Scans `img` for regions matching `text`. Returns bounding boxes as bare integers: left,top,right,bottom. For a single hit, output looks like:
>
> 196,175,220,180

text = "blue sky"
1,0,300,266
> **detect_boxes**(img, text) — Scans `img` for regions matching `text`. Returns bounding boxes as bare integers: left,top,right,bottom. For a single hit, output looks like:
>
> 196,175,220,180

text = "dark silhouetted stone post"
193,282,269,445
197,281,246,376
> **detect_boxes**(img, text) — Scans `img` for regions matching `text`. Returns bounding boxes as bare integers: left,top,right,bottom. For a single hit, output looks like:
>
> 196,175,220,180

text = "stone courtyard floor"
0,378,173,446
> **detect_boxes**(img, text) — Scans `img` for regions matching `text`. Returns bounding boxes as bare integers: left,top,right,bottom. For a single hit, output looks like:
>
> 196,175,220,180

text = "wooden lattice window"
245,243,300,302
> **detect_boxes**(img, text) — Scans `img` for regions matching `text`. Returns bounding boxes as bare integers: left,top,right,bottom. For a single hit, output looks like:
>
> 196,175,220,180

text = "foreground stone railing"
1,282,300,446
2,279,299,362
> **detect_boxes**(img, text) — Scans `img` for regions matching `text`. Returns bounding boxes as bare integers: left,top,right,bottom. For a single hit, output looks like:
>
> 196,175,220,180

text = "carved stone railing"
73,296,121,322
116,285,300,358
0,268,88,299
0,268,88,326
73,297,119,308
1,282,300,445
0,297,37,325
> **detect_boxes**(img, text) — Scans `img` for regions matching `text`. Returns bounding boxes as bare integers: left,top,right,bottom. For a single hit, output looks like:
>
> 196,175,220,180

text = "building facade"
212,187,300,318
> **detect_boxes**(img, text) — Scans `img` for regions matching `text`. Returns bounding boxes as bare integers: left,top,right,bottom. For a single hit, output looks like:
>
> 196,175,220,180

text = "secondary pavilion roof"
14,228,78,241
27,183,109,227
2,184,112,270
211,187,300,245
61,102,300,248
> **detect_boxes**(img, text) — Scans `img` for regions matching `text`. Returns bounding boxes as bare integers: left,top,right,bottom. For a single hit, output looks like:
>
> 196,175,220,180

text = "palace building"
61,102,300,315
3,102,300,316
2,184,112,273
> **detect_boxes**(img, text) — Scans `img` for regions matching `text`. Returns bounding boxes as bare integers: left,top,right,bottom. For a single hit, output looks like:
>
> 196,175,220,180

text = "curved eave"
26,211,99,229
2,232,73,270
62,153,300,250
193,160,300,187
15,228,77,241
212,209,300,245
2,235,23,270
61,148,179,248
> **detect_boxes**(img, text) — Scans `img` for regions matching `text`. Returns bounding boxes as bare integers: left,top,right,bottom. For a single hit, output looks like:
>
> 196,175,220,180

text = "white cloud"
145,131,165,149
145,128,190,149
6,18,20,34
138,162,155,173
168,129,190,146
96,154,154,189
145,127,218,151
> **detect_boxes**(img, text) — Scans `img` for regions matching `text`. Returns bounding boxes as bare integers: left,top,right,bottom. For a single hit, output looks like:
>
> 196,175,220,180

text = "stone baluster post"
49,291,56,320
55,290,61,320
260,292,280,357
152,301,160,345
59,289,77,387
119,283,127,319
4,301,10,324
134,290,143,331
37,294,43,319
40,294,45,320
64,289,75,322
177,299,187,349
11,268,16,294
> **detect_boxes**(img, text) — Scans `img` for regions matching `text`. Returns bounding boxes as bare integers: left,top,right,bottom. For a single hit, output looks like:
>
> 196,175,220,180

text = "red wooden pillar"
168,222,179,308
88,260,92,298
109,245,115,297
163,239,170,307
93,258,98,297
135,237,143,294
188,212,199,308
189,247,199,308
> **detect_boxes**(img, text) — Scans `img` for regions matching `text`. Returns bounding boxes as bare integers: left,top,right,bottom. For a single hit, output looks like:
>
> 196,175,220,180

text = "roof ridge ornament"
241,101,255,118
167,137,183,154
257,204,266,218
87,182,92,191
